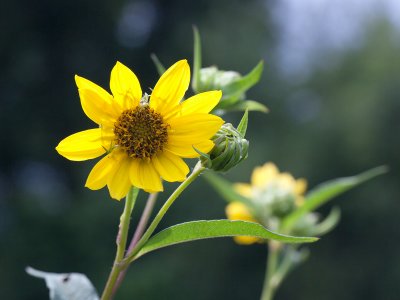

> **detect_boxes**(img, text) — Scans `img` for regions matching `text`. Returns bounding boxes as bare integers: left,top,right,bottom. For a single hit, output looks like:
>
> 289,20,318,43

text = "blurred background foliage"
1,0,399,299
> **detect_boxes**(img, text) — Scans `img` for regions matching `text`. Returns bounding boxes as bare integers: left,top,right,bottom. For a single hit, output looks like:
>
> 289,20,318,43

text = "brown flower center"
114,106,169,159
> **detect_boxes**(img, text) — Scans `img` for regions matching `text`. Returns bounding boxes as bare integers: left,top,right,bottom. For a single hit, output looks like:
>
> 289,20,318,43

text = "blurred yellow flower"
237,162,307,206
226,162,307,245
56,60,223,200
225,202,260,245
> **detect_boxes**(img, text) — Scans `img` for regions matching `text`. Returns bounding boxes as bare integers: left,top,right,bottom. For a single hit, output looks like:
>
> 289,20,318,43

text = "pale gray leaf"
26,266,99,300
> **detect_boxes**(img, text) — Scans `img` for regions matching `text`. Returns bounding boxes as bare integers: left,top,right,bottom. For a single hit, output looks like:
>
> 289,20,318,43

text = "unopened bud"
199,67,242,92
291,213,319,237
201,123,249,172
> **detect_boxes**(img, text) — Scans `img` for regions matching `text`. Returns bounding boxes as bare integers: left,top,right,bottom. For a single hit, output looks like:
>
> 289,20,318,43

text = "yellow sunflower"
225,202,260,245
226,162,307,245
56,60,223,200
233,162,307,207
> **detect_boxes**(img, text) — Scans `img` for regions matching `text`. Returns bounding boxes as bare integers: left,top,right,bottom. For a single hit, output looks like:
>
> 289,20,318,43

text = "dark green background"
1,0,399,299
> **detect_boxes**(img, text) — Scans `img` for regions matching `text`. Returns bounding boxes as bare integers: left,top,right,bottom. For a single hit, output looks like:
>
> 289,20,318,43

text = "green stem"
273,246,296,289
100,187,139,300
111,192,158,297
122,162,205,264
260,241,280,300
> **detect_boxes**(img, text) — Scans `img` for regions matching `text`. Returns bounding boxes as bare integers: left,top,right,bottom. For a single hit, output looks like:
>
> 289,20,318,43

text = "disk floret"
114,106,169,159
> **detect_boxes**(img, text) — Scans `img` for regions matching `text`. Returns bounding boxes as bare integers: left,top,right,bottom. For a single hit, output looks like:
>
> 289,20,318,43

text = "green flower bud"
251,190,296,226
268,192,296,218
201,123,249,172
198,67,242,93
291,213,319,237
195,62,267,114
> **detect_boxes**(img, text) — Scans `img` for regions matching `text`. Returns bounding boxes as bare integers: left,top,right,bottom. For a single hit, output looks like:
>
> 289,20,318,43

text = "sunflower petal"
110,61,142,110
165,140,214,158
168,114,223,143
129,159,142,189
152,152,189,182
140,160,163,192
85,153,120,190
233,183,252,197
150,60,190,115
107,154,132,200
233,236,260,245
56,129,106,161
251,162,279,188
130,159,163,192
181,90,222,115
75,75,117,125
295,178,307,195
226,202,257,223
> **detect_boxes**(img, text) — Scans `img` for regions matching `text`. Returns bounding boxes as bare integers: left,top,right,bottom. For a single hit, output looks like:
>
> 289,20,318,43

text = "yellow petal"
107,153,132,200
226,202,256,222
85,153,120,190
56,128,106,161
152,151,189,182
233,236,260,245
129,159,163,192
150,60,190,115
75,75,112,100
278,173,296,189
251,162,279,188
75,75,118,125
165,140,214,158
225,203,260,244
295,178,307,195
181,90,222,115
168,114,224,143
110,61,142,110
233,183,252,197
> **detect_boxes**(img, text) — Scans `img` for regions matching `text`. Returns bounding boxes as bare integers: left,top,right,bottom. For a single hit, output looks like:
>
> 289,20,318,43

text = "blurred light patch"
270,0,400,77
285,89,321,124
13,161,71,215
116,1,158,48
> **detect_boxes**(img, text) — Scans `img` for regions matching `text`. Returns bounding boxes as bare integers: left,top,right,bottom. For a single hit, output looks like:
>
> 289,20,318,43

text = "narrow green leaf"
192,26,202,92
281,166,388,231
136,220,318,258
227,100,269,113
202,171,254,208
222,61,264,99
217,94,243,108
150,53,166,76
313,207,341,236
236,109,248,137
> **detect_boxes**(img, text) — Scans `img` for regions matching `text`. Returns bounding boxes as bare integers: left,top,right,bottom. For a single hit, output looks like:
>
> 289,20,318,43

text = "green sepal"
135,220,318,259
281,166,388,232
236,109,249,137
208,139,234,171
194,146,212,168
150,53,166,76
